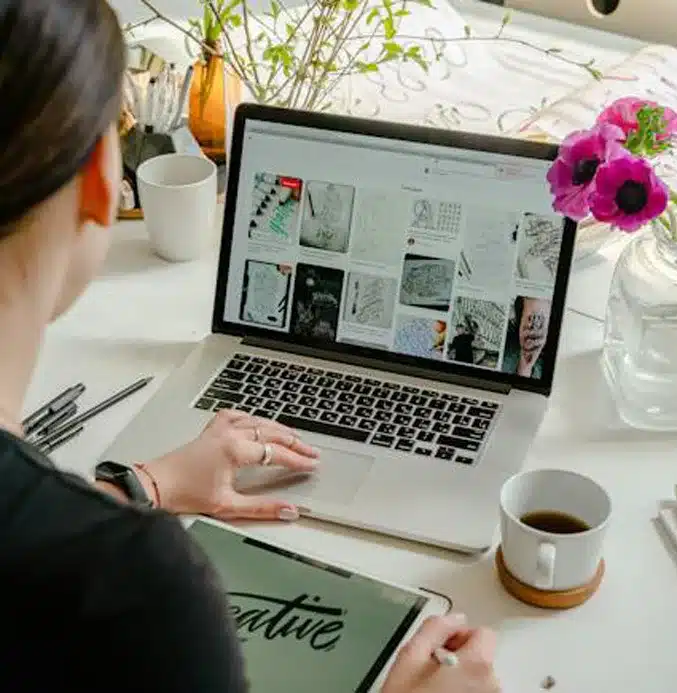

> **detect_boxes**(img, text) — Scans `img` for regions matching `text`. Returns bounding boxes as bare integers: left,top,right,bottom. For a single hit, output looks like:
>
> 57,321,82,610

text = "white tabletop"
25,4,677,691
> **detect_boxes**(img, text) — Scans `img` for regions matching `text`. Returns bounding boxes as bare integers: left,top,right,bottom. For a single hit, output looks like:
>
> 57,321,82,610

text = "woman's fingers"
215,492,301,522
229,416,320,459
237,439,319,472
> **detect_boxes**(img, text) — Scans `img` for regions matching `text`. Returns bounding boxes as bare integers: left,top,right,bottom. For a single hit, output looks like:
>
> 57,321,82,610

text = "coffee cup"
137,153,218,262
499,469,611,592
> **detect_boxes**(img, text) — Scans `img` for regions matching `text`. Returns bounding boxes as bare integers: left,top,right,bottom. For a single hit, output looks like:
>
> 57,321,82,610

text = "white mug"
137,154,218,262
499,469,611,592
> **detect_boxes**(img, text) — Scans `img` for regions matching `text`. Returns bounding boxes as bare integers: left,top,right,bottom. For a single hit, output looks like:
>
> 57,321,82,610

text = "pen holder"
118,125,202,220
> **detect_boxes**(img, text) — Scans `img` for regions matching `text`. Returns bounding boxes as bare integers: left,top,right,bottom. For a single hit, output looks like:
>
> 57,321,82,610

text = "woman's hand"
140,409,320,521
382,613,500,693
517,297,551,377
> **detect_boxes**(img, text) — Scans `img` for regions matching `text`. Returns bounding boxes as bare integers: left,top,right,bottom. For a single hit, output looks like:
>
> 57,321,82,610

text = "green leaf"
342,0,359,10
588,67,603,80
359,41,371,51
286,22,295,38
383,16,395,39
501,10,512,26
366,7,380,24
394,8,410,16
412,0,434,7
229,14,241,26
383,41,403,54
356,61,379,73
269,0,280,19
463,24,471,38
546,47,562,54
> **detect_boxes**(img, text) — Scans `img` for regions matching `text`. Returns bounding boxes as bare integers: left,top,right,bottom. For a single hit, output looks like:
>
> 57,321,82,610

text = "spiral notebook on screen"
186,519,451,693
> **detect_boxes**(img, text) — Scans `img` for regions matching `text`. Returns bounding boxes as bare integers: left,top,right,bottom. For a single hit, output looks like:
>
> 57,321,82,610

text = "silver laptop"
103,104,576,554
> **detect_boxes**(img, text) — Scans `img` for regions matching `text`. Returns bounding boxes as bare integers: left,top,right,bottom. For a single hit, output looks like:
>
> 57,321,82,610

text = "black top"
0,429,247,692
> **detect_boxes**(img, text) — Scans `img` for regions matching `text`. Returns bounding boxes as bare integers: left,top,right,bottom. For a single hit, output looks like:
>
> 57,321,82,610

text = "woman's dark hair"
0,0,125,232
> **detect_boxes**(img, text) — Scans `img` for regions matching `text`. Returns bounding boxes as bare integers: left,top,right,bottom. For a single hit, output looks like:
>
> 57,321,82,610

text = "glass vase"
602,221,677,430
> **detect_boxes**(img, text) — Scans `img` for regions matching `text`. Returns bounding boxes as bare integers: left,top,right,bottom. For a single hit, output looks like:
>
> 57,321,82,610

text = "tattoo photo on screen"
409,198,462,240
342,272,397,329
300,181,355,253
290,263,345,341
239,260,292,328
393,316,446,360
447,296,507,370
249,172,303,244
399,254,455,311
515,212,563,285
501,295,552,379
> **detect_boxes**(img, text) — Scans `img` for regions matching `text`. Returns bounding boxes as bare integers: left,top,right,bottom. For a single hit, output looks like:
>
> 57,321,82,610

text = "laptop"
103,104,576,554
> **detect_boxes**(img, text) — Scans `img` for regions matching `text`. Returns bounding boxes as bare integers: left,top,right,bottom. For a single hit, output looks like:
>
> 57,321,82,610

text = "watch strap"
95,461,153,508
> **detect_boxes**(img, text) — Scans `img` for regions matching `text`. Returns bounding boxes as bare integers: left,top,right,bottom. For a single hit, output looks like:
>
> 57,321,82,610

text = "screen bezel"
185,518,448,693
212,104,577,397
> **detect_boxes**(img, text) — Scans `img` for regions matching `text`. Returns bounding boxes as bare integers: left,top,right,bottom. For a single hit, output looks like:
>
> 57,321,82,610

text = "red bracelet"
134,463,161,508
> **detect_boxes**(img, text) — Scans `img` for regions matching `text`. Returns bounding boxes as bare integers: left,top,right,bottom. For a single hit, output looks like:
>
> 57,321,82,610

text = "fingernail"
311,447,321,457
278,507,300,521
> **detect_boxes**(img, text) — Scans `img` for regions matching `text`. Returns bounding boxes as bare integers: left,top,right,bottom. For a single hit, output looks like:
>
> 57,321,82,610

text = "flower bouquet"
549,97,677,430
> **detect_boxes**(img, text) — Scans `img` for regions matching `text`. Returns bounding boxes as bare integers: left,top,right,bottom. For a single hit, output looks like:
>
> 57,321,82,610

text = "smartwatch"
94,461,153,508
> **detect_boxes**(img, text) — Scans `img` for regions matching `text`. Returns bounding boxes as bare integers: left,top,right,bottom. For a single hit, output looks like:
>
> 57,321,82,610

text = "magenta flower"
546,124,624,220
589,154,668,232
597,97,677,142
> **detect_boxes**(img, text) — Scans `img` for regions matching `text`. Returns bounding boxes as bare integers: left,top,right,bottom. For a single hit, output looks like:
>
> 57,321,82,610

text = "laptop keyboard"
192,354,501,466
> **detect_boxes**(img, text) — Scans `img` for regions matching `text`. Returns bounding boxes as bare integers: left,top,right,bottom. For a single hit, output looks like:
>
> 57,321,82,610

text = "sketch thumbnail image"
456,207,519,290
447,296,508,370
410,198,462,239
248,172,303,243
343,272,397,329
516,212,564,284
399,254,455,311
239,260,292,328
300,181,355,253
501,295,552,379
393,316,446,360
290,263,345,341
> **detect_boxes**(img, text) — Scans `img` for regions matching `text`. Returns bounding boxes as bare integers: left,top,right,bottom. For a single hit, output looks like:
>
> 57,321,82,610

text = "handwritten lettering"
228,593,345,651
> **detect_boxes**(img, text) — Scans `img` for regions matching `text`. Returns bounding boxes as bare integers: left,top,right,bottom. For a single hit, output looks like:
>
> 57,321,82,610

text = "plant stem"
206,0,251,85
238,0,261,85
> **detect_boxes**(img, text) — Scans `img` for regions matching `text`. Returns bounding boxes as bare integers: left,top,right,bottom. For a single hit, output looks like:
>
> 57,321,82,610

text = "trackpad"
236,446,374,506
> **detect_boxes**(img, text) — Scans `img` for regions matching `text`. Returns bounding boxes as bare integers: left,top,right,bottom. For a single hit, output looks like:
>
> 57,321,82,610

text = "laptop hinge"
241,336,511,395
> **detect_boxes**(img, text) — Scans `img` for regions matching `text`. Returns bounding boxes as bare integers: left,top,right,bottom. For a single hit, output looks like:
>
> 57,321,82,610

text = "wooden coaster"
495,546,605,610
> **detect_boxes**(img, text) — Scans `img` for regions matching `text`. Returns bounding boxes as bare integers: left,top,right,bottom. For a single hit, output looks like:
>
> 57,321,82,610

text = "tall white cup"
499,469,611,592
137,154,218,262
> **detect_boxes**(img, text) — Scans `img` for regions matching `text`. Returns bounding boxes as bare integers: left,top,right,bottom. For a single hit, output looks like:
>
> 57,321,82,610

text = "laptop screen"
217,108,575,394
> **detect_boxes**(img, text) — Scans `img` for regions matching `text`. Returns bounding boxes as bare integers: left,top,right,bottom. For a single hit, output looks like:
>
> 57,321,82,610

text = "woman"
0,2,500,691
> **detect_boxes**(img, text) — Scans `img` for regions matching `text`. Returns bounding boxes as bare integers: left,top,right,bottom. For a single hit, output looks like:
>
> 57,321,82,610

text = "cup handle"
535,542,556,590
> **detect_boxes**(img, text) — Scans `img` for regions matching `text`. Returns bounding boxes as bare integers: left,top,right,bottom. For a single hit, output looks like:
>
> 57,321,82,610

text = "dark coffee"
520,510,590,534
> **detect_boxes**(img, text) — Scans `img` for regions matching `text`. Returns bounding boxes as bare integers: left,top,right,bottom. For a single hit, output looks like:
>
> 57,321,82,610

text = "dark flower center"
615,180,648,214
572,158,599,185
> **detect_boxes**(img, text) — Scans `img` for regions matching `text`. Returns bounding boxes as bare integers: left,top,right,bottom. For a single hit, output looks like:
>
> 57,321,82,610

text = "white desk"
26,4,677,691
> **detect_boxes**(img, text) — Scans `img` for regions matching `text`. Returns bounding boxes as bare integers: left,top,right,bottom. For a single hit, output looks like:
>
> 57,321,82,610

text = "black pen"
38,376,153,449
22,383,85,434
30,402,78,440
41,424,85,455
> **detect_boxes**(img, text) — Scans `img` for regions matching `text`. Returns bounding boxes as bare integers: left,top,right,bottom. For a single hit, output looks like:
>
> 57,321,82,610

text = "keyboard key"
276,413,369,443
301,408,319,420
336,403,354,415
279,391,298,403
245,396,265,408
281,370,298,381
263,400,281,412
345,374,362,382
307,367,324,376
356,396,375,407
195,397,214,410
353,384,372,395
467,407,496,420
414,407,432,418
221,369,246,381
375,400,393,411
213,380,242,392
282,403,302,416
429,398,447,410
335,381,353,392
338,392,357,404
395,438,415,452
298,395,317,407
383,382,400,390
453,415,473,426
482,401,499,410
378,423,397,435
410,395,428,406
234,353,250,360
456,456,475,465
234,404,254,413
394,403,411,415
417,431,436,443
452,426,485,441
288,363,306,372
374,410,392,423
251,357,267,364
402,385,420,394
245,363,263,374
243,384,261,396
421,389,438,398
298,374,316,384
415,447,433,456
253,408,274,419
398,427,416,439
437,435,481,452
339,415,358,427
433,411,451,423
435,447,455,460
301,385,319,396
447,402,466,413
271,360,288,369
413,418,430,430
355,407,374,418
316,377,334,388
320,411,339,423
364,378,380,386
432,422,450,434
393,414,412,426
263,367,281,377
390,391,409,403
358,419,377,431
462,397,479,405
266,378,283,389
205,389,245,405
262,389,280,400
318,399,335,411
282,382,301,393
370,434,394,448
372,388,390,399
247,374,265,385
441,393,459,401
214,402,232,411
474,418,490,430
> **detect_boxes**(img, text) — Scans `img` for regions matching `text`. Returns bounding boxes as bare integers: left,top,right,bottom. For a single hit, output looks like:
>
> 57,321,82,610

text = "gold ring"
260,443,273,466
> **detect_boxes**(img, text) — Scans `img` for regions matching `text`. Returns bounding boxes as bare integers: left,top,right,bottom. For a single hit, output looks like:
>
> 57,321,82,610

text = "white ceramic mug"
137,154,218,262
499,469,611,592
